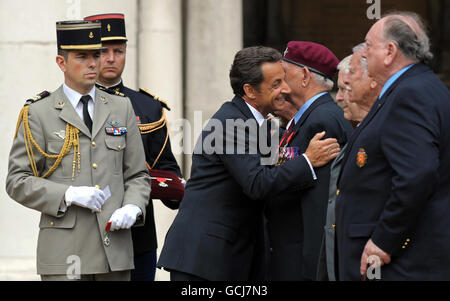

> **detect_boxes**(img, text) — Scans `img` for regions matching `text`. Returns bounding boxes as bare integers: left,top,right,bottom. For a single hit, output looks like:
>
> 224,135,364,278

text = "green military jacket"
6,85,151,275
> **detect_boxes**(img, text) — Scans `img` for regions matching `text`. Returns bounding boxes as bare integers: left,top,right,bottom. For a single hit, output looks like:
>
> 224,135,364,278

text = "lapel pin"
56,101,65,109
54,130,66,140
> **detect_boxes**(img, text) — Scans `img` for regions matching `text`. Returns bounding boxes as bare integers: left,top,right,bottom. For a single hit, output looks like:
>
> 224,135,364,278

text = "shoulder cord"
139,108,169,170
14,106,81,180
137,107,166,134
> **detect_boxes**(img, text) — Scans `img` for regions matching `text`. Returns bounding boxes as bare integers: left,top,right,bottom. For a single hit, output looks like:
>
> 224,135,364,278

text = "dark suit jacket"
265,93,352,280
97,82,183,255
157,96,318,280
336,63,450,280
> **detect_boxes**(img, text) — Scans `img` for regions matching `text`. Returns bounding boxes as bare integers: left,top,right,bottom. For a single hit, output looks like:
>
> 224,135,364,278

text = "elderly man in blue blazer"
265,41,353,281
336,11,450,280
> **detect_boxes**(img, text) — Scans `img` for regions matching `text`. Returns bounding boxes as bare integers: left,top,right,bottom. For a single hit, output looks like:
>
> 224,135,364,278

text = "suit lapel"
336,98,385,186
336,63,428,186
92,88,111,139
55,86,92,138
289,93,333,145
231,96,270,151
340,97,383,160
232,96,256,121
298,94,332,127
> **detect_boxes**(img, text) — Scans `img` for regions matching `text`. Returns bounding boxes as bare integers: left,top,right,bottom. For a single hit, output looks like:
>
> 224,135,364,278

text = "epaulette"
139,88,171,111
97,85,125,97
25,91,50,105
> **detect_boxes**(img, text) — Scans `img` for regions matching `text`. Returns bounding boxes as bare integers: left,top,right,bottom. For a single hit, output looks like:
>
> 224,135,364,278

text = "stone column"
137,0,183,281
184,0,243,177
138,0,183,143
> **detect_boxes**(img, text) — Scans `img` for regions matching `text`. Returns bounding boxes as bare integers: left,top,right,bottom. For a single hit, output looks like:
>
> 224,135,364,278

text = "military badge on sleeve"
356,148,368,167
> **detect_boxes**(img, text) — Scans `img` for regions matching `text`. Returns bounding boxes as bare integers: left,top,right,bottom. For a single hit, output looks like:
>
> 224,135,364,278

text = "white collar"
285,118,295,129
245,102,265,126
98,78,122,89
63,83,96,108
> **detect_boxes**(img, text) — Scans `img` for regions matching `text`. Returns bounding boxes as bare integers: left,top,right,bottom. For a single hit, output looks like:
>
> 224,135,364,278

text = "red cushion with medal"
148,169,185,201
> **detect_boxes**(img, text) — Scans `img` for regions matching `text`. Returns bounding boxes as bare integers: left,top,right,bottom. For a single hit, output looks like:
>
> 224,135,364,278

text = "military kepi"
56,20,104,50
84,13,127,42
283,41,339,80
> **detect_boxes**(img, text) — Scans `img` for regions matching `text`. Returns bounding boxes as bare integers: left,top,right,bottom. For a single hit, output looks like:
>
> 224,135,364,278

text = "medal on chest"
103,221,112,247
356,148,368,168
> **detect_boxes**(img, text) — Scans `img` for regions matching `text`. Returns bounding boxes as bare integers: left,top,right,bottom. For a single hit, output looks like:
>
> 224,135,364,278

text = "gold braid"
138,107,169,170
14,105,81,180
138,108,167,134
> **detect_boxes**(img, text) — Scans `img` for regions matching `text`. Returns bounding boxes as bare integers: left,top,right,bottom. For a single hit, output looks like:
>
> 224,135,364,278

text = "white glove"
65,186,106,212
108,204,142,231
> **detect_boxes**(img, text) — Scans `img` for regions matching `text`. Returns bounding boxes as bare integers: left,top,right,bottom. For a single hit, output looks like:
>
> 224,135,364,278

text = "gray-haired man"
317,47,380,280
336,11,450,280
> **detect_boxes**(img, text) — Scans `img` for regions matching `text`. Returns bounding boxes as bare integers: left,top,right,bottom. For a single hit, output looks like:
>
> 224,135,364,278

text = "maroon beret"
283,41,339,79
149,169,185,201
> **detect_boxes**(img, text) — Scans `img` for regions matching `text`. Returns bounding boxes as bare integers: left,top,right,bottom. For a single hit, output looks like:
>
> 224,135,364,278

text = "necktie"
280,120,295,146
80,95,93,132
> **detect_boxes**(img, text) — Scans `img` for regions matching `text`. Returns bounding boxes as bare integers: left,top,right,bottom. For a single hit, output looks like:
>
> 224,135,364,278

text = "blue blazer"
265,93,352,280
336,63,450,280
157,96,317,280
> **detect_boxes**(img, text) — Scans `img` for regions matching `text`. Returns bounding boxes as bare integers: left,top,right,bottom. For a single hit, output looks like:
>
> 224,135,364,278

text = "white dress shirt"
63,83,96,121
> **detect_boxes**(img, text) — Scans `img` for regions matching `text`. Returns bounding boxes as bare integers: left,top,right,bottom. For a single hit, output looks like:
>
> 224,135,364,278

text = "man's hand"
304,131,340,167
108,204,142,231
65,186,106,212
360,239,391,276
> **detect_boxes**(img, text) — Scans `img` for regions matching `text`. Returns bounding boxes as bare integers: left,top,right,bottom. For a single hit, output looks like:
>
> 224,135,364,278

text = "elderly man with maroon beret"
264,41,353,281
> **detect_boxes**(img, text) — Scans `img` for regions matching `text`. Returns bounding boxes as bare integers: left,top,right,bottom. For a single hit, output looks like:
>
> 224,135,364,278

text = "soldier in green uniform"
6,20,151,281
